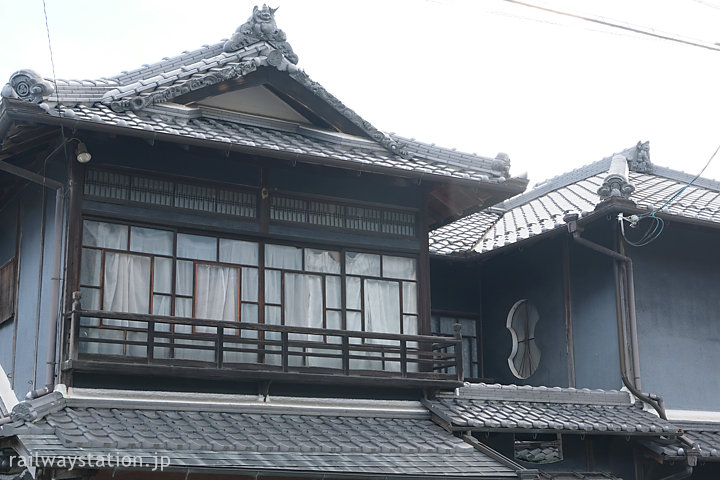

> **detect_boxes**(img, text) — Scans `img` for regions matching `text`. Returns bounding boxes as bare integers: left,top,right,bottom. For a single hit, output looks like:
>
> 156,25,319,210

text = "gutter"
0,142,67,397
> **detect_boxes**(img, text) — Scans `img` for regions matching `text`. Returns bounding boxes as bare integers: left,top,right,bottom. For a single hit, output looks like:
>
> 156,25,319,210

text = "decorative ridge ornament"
597,154,635,201
224,5,298,65
629,140,651,173
1,70,55,103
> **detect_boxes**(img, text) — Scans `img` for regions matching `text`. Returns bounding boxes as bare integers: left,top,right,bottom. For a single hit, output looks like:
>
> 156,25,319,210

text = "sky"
1,0,720,186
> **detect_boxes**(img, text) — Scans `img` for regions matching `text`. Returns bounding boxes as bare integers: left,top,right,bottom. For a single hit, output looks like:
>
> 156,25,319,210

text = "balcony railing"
63,298,464,388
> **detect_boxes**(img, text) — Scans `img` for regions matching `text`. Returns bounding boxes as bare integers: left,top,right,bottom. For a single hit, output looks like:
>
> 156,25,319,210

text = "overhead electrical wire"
502,0,720,53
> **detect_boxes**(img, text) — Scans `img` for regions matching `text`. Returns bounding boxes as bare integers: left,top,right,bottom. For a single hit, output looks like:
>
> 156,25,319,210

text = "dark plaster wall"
631,222,720,411
480,238,569,387
430,259,482,314
568,223,622,391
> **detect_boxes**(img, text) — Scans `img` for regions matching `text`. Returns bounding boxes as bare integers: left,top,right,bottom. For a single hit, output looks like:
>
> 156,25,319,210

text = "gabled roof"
0,5,526,213
0,390,524,479
430,143,720,255
423,383,679,436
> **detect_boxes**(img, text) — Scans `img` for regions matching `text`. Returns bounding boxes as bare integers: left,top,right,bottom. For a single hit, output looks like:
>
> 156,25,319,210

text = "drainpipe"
563,213,666,419
0,143,66,397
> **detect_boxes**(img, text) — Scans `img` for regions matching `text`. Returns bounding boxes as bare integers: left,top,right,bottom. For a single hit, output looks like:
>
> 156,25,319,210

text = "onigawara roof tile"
0,391,522,478
641,422,720,461
430,142,720,255
0,7,518,189
423,383,680,436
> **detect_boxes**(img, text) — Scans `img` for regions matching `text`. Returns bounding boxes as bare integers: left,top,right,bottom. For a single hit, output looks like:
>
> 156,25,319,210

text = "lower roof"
1,391,521,479
424,384,679,436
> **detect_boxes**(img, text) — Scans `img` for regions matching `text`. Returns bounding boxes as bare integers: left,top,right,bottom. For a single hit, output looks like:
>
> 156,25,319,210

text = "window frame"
77,217,422,340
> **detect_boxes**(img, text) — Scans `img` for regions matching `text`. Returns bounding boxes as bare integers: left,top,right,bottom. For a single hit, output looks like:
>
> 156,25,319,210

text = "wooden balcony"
62,307,465,389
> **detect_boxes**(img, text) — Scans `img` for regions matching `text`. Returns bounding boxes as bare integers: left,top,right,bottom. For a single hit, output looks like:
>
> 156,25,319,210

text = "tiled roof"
1,16,515,187
32,102,506,183
0,392,520,478
423,383,679,436
641,422,720,461
430,145,720,255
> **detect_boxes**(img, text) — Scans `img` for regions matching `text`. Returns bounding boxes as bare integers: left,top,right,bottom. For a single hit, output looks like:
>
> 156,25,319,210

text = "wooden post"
454,323,464,382
70,291,81,361
400,339,407,377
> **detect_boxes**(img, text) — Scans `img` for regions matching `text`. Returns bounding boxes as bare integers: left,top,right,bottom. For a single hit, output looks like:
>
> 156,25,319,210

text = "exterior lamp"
76,141,92,163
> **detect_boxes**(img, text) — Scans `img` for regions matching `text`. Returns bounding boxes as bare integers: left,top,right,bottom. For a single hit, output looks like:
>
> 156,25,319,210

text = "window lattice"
271,195,416,237
84,168,256,218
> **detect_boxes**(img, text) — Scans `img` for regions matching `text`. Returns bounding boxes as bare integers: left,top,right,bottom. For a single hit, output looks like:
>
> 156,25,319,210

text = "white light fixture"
76,141,92,163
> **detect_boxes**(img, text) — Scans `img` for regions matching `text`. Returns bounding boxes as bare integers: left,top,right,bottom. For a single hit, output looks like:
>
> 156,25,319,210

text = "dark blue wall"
480,238,569,387
631,223,720,410
568,225,622,391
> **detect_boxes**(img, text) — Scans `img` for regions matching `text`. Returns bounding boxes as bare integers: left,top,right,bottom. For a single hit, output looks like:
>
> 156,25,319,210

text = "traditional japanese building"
0,6,699,480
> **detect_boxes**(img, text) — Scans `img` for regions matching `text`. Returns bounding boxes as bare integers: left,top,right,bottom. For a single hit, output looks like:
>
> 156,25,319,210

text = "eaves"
0,99,527,198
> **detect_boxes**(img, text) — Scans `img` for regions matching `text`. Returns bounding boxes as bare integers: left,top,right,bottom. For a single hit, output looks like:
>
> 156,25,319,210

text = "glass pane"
219,238,258,265
154,257,172,294
103,252,151,314
80,248,101,286
402,282,417,314
195,265,238,321
265,270,281,304
265,244,302,270
130,226,173,255
326,276,341,309
176,260,194,296
175,297,192,318
265,305,281,325
153,294,171,316
80,287,100,310
403,315,418,336
241,304,258,323
305,249,341,274
83,220,127,250
346,276,361,310
363,279,400,334
327,310,342,331
383,255,417,280
345,252,380,276
347,311,362,332
177,233,216,261
241,268,259,302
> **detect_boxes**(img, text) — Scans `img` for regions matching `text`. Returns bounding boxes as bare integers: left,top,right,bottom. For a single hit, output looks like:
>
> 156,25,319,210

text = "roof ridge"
110,42,226,84
650,165,720,192
492,158,611,213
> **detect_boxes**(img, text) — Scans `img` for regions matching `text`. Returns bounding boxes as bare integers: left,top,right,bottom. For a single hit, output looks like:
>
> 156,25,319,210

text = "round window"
506,299,541,379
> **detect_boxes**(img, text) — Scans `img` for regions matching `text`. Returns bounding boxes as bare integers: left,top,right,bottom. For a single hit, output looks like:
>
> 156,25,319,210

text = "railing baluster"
217,326,224,368
147,319,155,364
342,336,350,375
454,323,464,382
281,330,289,372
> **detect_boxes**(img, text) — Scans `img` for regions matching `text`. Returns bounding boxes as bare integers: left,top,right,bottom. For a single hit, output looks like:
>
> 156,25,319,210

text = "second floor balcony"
62,299,465,389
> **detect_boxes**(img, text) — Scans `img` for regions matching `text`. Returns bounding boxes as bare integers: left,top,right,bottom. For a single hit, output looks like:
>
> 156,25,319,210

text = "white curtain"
284,273,339,367
351,279,401,371
95,252,150,356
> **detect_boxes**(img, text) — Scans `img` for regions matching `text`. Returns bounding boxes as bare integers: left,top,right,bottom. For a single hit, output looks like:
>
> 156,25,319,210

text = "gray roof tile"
424,383,678,436
2,396,519,478
641,422,720,460
430,145,720,255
